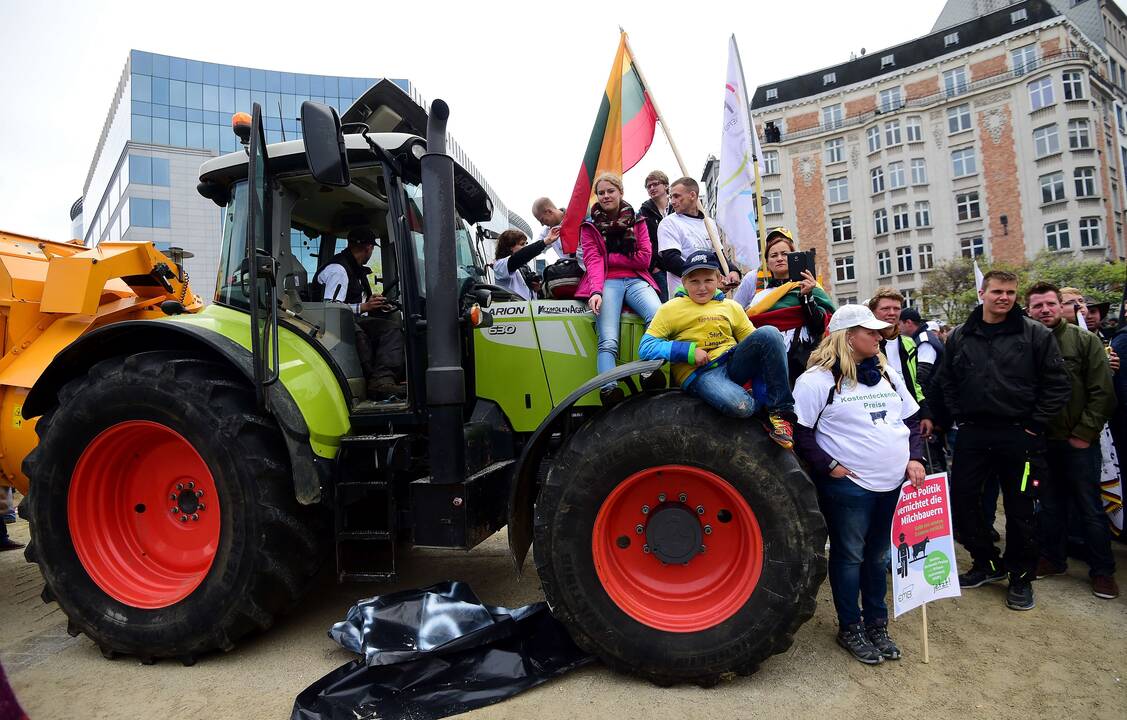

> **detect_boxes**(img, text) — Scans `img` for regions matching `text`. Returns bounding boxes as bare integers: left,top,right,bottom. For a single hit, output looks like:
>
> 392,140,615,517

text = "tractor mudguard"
24,320,327,505
507,359,663,575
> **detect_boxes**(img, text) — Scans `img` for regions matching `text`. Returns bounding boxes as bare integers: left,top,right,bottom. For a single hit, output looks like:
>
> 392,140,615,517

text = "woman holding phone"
732,228,836,383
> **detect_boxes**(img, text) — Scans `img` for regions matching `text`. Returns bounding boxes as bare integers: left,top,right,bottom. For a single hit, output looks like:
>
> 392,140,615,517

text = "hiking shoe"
1006,579,1035,611
959,562,1006,588
837,622,883,665
1092,575,1120,599
764,414,794,449
0,538,23,552
600,386,625,407
640,369,667,391
865,622,901,661
1035,558,1067,580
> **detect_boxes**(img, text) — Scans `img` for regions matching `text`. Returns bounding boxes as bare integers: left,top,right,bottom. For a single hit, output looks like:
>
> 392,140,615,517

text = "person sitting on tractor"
315,228,405,400
638,250,796,448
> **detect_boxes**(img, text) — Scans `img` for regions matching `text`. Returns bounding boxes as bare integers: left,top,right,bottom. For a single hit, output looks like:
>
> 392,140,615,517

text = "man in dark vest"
316,228,405,400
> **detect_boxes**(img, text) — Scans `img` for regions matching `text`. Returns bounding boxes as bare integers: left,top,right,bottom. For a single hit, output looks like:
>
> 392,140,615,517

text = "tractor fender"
507,359,663,575
24,320,327,505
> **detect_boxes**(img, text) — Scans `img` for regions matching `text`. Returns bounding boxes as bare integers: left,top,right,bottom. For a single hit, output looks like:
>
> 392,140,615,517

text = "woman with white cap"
791,304,926,666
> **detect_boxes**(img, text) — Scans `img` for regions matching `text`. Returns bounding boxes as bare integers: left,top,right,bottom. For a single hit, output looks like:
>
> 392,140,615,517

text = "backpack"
542,258,583,299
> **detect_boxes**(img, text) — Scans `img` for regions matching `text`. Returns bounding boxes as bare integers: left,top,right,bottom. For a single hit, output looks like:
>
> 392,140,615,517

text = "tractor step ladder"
334,433,410,582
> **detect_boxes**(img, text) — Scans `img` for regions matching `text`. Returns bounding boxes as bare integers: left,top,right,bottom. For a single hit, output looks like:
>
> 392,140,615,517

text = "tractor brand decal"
534,301,589,316
476,322,538,350
486,325,517,336
491,304,529,317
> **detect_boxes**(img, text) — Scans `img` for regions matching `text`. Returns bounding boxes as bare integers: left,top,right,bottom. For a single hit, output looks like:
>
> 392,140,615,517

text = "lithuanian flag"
560,33,658,254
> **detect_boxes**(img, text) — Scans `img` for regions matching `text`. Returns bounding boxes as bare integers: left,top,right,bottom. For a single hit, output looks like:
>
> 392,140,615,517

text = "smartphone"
787,249,815,283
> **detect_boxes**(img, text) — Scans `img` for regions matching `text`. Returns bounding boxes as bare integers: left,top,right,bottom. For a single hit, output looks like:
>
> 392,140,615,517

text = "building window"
127,155,170,186
867,125,882,153
1074,166,1096,197
896,246,913,272
881,54,896,69
947,103,971,133
951,147,977,177
919,243,934,269
1033,124,1060,157
961,236,985,257
1045,220,1071,250
906,116,923,142
871,167,885,194
823,103,843,129
835,255,856,282
1028,76,1055,111
943,67,968,97
1067,119,1091,149
902,289,916,308
915,201,931,227
879,87,902,113
763,189,783,214
1011,8,1028,23
956,191,981,221
885,119,902,146
825,137,845,164
127,197,171,229
888,161,906,190
1062,71,1085,100
838,295,858,306
893,204,910,231
1012,44,1037,75
1079,216,1102,246
766,88,778,101
831,216,853,243
828,176,849,204
877,250,892,276
824,72,837,86
1040,171,1065,202
910,157,928,185
944,32,960,47
874,208,889,235
763,150,779,175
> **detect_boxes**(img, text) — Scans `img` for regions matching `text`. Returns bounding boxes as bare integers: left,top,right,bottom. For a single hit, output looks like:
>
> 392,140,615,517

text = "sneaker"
1092,575,1120,599
836,622,883,665
0,537,23,552
958,562,1006,589
1,512,16,524
865,622,901,661
764,414,794,450
599,386,625,407
1006,579,1035,611
1035,558,1067,580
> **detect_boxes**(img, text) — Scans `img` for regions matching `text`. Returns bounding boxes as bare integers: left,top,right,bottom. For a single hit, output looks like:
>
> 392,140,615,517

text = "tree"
921,256,979,323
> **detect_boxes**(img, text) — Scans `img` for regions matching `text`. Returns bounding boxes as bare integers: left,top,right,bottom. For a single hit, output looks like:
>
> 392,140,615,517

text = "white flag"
973,259,984,305
718,35,763,273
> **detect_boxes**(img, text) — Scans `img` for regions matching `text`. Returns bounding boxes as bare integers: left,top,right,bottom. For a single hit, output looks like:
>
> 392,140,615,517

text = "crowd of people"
500,170,1124,668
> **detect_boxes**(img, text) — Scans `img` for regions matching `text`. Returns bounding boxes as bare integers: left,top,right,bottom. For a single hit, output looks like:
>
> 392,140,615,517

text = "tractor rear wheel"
23,351,320,663
533,392,826,686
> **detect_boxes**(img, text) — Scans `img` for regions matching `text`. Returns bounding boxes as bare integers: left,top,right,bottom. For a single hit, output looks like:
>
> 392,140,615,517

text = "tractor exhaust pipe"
420,99,465,484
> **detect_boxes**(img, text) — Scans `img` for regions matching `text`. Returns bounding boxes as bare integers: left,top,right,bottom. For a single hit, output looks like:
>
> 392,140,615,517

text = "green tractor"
22,81,825,685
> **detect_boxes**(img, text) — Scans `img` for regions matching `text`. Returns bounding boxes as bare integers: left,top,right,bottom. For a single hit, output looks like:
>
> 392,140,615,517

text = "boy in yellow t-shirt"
638,250,795,448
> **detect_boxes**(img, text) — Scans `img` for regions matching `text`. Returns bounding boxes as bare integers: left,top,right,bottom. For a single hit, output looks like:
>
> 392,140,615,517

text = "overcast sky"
0,0,947,239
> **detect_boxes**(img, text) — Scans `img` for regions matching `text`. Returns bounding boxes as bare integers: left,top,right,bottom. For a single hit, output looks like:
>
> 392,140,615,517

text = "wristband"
828,459,840,472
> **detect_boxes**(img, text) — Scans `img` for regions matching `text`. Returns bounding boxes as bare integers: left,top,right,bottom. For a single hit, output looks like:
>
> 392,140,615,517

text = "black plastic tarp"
291,582,593,720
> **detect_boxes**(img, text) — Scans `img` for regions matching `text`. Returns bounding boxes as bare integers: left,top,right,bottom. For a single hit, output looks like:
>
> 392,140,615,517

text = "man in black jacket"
934,270,1070,611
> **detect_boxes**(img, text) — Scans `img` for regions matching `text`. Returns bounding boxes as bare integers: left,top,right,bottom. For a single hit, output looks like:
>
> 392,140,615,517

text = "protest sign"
890,472,960,619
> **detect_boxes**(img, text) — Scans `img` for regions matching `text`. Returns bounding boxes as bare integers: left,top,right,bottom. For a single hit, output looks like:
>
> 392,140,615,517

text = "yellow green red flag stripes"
561,33,658,253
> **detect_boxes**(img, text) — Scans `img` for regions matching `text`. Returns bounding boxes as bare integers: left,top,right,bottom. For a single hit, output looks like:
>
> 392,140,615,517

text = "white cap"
828,304,892,333
926,320,941,332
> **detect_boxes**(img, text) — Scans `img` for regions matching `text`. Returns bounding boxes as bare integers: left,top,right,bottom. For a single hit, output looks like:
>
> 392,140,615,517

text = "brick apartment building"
721,0,1127,310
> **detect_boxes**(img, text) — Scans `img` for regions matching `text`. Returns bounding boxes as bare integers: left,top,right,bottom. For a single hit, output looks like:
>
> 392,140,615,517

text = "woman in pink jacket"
575,172,661,404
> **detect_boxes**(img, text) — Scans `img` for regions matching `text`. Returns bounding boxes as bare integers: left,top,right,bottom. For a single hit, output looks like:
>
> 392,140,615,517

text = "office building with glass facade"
77,50,528,294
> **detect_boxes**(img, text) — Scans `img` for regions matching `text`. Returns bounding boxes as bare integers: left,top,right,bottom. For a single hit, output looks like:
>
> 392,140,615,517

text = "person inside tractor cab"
314,227,406,401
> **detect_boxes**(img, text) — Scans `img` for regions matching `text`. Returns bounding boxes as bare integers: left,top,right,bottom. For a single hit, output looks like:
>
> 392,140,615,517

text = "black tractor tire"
533,392,826,686
23,351,321,664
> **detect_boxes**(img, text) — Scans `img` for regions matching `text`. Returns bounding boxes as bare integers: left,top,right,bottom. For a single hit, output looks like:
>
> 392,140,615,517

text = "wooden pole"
620,30,730,276
920,603,930,664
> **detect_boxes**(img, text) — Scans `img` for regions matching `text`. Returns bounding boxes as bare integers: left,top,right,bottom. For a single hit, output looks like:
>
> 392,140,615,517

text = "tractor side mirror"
300,101,350,187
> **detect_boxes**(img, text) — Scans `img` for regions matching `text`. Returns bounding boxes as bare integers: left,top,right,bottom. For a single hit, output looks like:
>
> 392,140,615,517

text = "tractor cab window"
216,180,253,309
403,182,483,299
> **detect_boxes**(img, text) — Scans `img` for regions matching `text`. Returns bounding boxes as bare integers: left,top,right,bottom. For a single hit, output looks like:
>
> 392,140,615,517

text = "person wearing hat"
732,227,836,384
1083,296,1112,340
638,250,796,448
791,304,926,665
898,306,944,390
314,227,405,400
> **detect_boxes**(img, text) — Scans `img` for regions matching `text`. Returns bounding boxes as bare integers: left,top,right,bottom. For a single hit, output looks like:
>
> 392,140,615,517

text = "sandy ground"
2,517,1126,720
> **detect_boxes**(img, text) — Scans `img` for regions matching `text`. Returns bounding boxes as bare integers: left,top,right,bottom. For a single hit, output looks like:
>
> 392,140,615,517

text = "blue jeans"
685,326,794,418
596,278,661,387
1041,439,1115,576
816,475,900,627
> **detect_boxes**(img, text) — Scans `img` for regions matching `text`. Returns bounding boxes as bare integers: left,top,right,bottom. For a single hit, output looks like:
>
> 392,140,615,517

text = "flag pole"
730,35,768,289
621,29,730,275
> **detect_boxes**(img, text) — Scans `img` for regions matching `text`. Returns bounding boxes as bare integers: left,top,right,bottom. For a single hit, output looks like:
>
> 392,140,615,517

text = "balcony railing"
763,50,1090,144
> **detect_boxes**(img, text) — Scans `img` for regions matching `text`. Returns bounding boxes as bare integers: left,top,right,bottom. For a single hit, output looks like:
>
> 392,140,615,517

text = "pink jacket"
574,218,659,299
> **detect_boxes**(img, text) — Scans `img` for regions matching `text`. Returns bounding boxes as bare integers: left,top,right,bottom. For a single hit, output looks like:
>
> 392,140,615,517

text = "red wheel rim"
592,465,763,632
68,421,221,609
